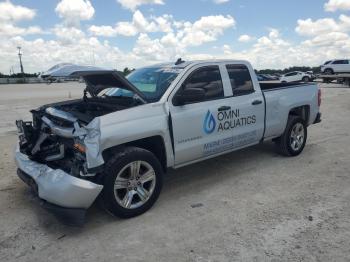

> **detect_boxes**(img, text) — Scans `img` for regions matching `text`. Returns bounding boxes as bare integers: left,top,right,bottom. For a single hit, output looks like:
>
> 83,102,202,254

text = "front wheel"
276,116,307,156
100,147,163,218
302,76,310,82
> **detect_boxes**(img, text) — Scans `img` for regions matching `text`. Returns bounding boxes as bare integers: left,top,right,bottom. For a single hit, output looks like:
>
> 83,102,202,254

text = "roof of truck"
147,59,250,69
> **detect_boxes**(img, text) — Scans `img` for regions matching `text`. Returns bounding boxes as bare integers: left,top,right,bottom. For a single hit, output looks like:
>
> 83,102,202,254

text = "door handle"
252,100,262,105
218,106,231,111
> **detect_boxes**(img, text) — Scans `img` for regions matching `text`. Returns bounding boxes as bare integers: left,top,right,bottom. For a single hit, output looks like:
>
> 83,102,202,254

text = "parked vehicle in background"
15,60,321,224
280,71,313,83
257,74,276,81
262,74,279,80
257,74,265,81
320,59,350,74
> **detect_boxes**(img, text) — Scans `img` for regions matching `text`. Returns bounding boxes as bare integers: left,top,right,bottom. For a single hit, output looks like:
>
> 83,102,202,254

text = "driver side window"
182,66,224,103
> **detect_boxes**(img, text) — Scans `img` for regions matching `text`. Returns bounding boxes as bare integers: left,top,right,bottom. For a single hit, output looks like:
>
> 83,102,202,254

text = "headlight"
74,143,86,153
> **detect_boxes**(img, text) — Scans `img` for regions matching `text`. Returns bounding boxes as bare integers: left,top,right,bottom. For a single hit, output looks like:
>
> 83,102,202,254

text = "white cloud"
295,17,339,36
0,34,132,73
0,24,43,37
53,26,86,45
302,31,349,47
89,12,234,47
0,1,44,37
221,26,350,69
88,25,117,37
89,10,172,37
295,15,350,36
324,0,350,12
213,0,230,4
114,22,139,36
132,10,158,32
238,34,253,42
117,0,164,11
0,1,36,22
152,14,173,33
6,0,350,74
268,28,279,38
180,15,235,46
55,0,95,27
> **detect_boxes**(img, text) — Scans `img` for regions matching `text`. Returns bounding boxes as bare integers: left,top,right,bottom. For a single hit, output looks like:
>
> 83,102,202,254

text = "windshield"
104,67,182,102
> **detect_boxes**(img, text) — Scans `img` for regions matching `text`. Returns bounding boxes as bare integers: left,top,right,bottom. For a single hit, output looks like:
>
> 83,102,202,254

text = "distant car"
272,73,282,79
320,59,350,74
280,71,313,83
257,74,275,81
265,74,279,80
306,71,316,79
257,74,265,81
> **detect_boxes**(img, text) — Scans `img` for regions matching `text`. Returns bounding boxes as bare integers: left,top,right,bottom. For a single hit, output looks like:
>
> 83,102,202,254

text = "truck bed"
261,82,319,140
259,82,311,91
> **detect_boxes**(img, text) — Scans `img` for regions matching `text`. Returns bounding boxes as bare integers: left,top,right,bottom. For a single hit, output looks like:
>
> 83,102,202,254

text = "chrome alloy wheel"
290,123,305,151
113,161,156,209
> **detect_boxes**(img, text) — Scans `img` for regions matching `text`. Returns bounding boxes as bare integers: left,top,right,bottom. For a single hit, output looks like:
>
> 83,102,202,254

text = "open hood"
41,64,147,103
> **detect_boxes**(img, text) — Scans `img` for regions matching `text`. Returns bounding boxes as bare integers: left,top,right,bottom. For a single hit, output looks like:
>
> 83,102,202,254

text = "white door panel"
171,98,234,164
170,62,265,166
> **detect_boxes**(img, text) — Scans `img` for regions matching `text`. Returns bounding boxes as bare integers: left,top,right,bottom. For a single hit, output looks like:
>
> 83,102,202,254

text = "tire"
100,147,163,218
276,116,307,156
302,76,310,82
324,68,334,75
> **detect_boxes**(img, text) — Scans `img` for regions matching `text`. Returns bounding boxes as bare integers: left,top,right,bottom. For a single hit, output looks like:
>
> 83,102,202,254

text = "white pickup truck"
15,60,322,224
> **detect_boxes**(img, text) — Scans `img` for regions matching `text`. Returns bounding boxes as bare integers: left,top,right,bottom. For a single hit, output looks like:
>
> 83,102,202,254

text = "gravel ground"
0,82,349,262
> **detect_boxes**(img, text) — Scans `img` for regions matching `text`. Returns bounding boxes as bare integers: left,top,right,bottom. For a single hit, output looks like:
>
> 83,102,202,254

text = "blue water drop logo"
203,110,216,134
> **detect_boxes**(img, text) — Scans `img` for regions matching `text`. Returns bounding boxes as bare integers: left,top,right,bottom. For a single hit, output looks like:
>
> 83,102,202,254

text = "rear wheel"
276,116,307,156
324,68,334,75
100,147,163,218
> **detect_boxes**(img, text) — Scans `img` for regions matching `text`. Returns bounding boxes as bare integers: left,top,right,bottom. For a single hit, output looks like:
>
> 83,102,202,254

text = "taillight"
318,89,321,107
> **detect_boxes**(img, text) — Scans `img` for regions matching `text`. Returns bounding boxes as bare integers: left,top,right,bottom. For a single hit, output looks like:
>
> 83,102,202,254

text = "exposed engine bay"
16,95,141,178
41,96,140,124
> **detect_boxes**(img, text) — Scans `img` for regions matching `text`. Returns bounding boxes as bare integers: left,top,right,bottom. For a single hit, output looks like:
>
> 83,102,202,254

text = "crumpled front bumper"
15,146,103,210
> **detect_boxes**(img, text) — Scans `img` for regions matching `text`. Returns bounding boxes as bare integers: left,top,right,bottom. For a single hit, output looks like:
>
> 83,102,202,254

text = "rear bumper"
15,146,103,210
313,112,322,124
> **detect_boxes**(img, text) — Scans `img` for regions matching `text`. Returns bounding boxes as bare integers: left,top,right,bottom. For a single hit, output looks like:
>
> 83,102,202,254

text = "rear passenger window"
332,60,348,64
182,66,224,102
226,64,254,96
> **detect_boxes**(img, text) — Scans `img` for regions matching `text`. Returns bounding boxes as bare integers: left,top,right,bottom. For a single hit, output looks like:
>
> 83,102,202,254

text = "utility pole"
17,46,24,75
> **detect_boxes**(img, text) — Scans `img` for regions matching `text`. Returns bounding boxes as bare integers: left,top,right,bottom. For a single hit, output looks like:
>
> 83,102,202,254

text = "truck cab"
167,61,265,166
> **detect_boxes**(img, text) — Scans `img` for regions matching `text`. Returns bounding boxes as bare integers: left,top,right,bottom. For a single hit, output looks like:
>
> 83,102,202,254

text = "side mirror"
173,87,206,106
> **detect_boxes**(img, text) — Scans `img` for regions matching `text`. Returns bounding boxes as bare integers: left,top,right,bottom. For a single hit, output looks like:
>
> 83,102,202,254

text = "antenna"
175,58,185,65
17,46,24,75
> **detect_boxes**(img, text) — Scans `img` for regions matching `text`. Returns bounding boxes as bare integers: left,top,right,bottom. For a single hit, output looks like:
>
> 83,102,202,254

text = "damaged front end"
16,105,103,177
15,65,147,225
15,105,104,225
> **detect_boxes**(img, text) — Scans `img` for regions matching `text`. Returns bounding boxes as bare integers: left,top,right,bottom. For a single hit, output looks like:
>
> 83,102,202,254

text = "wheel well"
102,136,167,172
289,105,310,124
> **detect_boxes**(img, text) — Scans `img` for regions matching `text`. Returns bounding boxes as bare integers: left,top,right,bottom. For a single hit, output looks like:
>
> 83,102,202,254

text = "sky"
0,0,350,73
